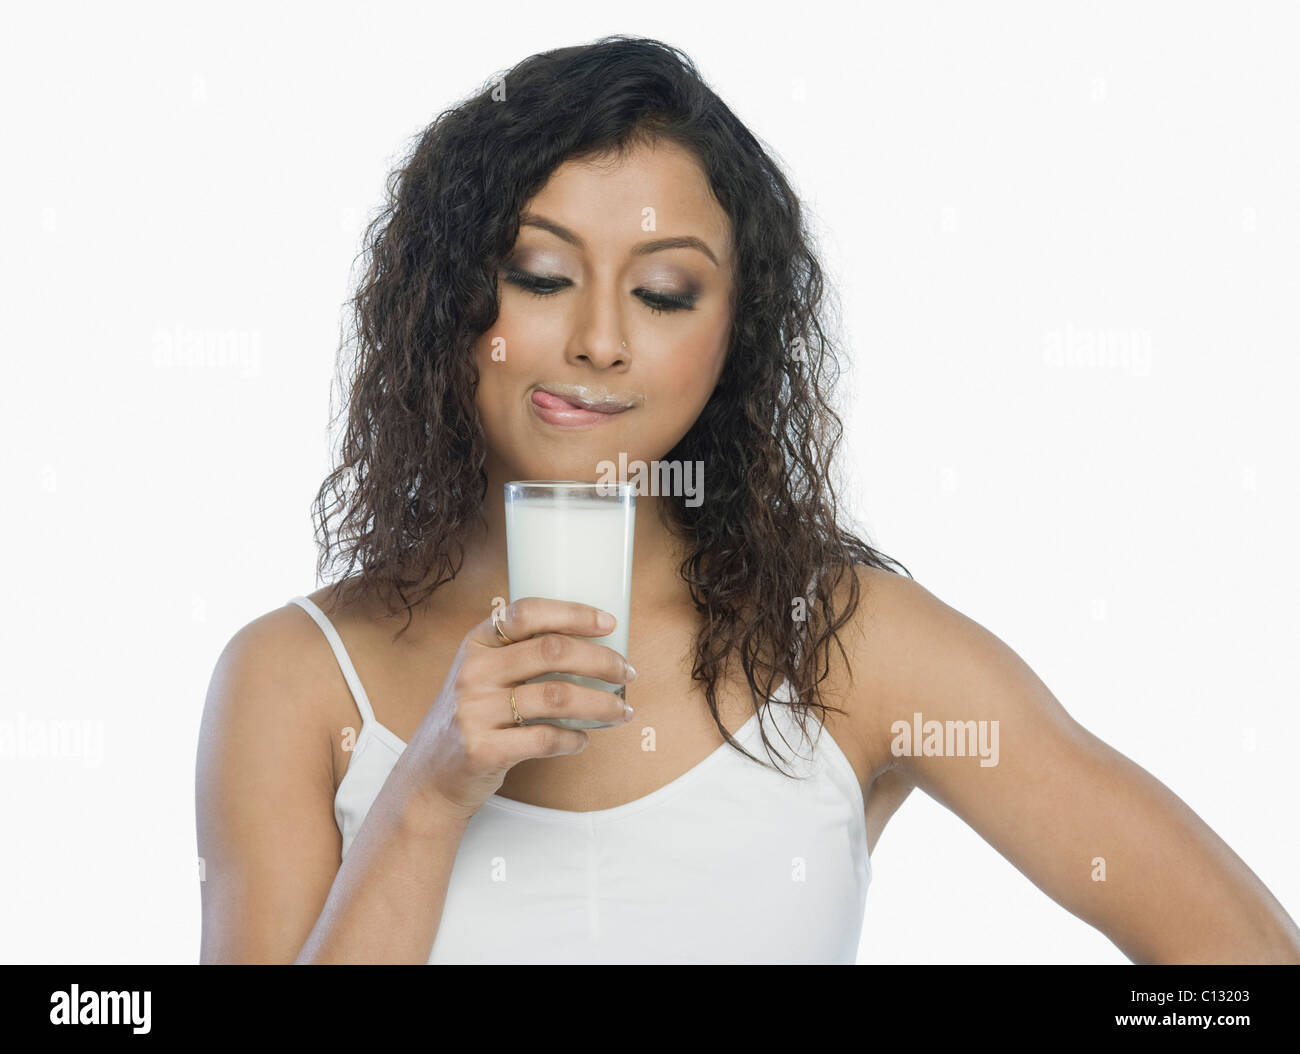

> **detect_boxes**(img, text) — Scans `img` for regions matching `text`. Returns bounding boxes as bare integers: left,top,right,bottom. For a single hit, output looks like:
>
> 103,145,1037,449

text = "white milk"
504,491,635,729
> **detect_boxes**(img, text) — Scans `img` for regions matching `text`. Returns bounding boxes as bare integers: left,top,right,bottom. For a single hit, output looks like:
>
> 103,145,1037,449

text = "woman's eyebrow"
519,213,719,267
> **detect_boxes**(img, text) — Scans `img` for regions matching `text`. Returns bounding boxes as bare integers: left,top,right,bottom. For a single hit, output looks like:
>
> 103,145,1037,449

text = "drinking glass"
504,480,636,729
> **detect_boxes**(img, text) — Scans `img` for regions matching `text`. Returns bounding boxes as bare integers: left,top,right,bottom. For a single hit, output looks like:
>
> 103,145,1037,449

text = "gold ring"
492,608,515,645
510,687,524,725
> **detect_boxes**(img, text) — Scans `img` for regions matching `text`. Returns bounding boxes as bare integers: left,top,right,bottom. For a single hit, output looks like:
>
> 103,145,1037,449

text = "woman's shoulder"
205,578,416,770
208,587,357,711
259,576,447,686
836,562,977,668
834,562,1064,777
207,576,418,728
199,589,370,811
825,564,981,770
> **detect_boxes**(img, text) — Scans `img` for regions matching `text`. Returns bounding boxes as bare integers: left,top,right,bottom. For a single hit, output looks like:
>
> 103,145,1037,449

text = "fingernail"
597,611,615,630
622,703,635,721
625,661,637,681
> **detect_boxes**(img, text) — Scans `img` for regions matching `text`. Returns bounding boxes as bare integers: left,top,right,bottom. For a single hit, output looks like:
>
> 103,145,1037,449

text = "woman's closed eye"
501,266,697,314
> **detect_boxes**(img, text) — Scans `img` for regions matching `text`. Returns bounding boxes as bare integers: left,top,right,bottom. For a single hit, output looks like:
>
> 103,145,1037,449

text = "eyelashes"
501,266,697,315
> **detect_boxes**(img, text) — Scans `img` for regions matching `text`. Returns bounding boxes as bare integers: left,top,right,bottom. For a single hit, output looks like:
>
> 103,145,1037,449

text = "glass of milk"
504,480,636,729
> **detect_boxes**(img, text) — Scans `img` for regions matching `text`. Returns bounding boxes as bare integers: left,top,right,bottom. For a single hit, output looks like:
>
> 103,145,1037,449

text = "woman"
196,35,1300,964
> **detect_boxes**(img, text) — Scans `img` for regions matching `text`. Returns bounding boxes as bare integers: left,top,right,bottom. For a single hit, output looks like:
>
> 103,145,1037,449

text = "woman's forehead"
520,141,731,253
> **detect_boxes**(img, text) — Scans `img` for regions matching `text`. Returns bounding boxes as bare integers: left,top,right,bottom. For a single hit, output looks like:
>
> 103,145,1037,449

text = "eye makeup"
501,265,699,313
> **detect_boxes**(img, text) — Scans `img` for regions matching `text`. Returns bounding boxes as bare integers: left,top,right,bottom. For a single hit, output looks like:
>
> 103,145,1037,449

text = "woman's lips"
530,389,631,429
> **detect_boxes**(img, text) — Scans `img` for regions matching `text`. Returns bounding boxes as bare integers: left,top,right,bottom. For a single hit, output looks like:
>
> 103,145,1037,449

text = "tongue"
533,390,590,411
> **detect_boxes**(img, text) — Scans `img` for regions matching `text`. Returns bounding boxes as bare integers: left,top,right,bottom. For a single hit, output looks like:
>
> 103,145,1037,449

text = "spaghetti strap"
288,595,378,728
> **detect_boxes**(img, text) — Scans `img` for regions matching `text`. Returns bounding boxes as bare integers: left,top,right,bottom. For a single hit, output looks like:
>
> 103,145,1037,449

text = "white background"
2,1,1296,964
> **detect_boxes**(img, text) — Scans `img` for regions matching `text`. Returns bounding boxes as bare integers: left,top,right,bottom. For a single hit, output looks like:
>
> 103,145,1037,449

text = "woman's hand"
405,597,637,823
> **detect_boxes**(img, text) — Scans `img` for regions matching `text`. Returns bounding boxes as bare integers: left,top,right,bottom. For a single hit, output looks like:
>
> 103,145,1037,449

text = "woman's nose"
567,338,629,371
566,288,631,370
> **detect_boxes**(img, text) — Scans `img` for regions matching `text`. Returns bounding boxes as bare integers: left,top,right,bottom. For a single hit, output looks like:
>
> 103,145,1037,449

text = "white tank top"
290,595,871,964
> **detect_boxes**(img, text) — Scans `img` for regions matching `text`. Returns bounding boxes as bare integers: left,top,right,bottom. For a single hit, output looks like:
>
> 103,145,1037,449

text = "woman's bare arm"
845,566,1300,964
195,607,469,964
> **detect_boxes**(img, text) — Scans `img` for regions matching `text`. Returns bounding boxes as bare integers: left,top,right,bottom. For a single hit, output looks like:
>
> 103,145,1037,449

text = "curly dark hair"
311,34,912,775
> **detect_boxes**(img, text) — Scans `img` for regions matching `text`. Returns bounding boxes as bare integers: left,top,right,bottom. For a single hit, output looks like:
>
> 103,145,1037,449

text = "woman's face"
473,138,734,484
